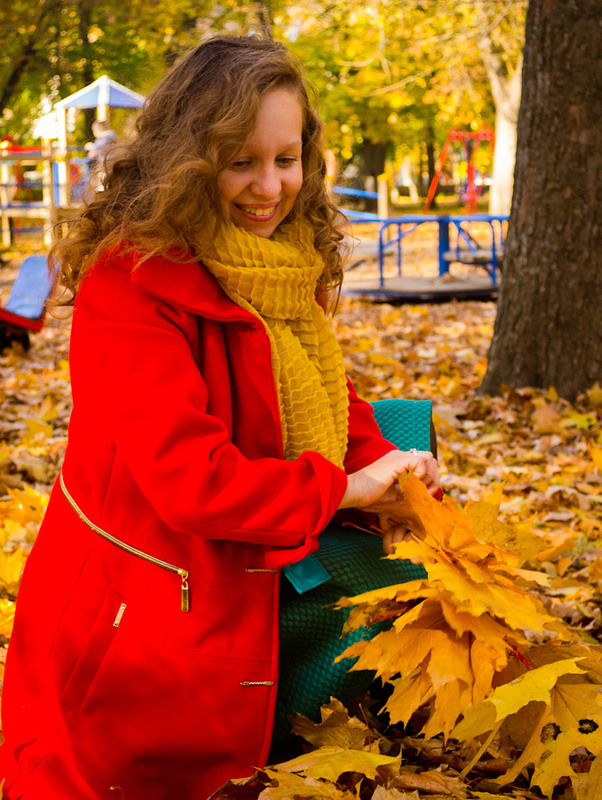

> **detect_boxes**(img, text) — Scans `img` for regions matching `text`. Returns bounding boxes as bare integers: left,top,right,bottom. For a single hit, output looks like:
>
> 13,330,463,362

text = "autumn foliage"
336,473,602,796
1,256,601,798
218,472,602,799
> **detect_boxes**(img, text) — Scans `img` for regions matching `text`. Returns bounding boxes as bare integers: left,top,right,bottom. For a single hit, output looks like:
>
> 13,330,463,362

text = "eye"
231,159,252,169
278,156,299,167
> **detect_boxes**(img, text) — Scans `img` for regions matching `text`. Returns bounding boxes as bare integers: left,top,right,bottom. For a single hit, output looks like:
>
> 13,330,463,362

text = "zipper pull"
179,570,190,612
113,603,127,628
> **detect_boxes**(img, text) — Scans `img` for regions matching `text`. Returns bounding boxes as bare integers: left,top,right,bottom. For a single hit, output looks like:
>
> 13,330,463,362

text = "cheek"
217,173,238,207
287,168,304,202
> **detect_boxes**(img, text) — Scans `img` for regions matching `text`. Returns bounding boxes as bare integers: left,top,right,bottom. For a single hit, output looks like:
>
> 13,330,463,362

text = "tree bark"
361,138,387,212
478,38,522,216
425,124,438,209
480,0,602,402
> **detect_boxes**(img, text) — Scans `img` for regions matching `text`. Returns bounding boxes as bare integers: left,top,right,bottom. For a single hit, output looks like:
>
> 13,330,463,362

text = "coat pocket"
57,604,274,794
59,589,127,714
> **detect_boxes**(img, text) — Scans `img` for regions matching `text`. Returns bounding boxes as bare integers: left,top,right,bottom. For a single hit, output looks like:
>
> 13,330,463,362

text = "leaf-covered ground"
0,241,600,796
331,293,602,640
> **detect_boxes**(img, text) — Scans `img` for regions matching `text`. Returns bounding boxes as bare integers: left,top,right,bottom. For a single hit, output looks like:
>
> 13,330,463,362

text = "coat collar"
124,249,259,325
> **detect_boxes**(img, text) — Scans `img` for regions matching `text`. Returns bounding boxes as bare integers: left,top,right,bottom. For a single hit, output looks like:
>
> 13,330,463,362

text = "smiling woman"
217,89,304,238
0,35,439,800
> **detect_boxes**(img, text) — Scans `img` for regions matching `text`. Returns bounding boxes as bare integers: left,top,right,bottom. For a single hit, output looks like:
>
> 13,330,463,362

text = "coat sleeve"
68,259,348,551
343,378,398,473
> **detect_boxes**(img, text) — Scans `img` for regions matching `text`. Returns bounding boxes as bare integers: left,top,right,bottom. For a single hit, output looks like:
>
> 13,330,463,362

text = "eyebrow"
240,139,303,153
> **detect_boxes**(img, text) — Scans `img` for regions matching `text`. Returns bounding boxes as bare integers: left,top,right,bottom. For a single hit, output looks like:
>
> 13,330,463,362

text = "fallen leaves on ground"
1,249,601,797
334,475,571,740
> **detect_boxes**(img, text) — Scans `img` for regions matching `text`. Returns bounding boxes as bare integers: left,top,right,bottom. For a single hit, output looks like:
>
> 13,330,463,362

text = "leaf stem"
458,718,503,780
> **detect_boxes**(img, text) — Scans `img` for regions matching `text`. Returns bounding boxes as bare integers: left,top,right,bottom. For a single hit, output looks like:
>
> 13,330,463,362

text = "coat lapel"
129,251,258,324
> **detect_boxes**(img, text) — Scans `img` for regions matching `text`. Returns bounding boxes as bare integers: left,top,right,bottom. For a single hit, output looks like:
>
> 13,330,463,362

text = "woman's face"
217,88,304,238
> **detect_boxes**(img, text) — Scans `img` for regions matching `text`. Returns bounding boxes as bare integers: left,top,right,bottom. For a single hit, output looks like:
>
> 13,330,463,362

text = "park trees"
2,0,521,201
277,0,524,207
0,0,208,139
480,0,602,402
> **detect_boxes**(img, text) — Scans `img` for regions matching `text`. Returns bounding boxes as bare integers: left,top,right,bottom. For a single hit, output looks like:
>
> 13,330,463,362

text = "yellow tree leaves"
0,485,48,634
212,699,466,800
335,473,602,796
336,473,567,739
453,653,602,797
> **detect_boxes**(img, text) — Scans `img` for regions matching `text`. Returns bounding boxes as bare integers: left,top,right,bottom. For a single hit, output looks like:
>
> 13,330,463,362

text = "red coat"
0,250,395,800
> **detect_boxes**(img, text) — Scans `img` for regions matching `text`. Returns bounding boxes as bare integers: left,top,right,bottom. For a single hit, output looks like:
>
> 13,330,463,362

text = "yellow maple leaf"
589,559,602,588
274,746,400,784
590,445,602,470
536,529,579,563
532,404,563,435
0,547,28,594
0,598,16,636
451,655,602,796
499,682,602,796
23,419,54,438
586,382,602,407
290,699,370,751
260,770,354,799
368,352,399,367
452,658,587,740
336,473,565,740
463,484,544,563
560,411,597,431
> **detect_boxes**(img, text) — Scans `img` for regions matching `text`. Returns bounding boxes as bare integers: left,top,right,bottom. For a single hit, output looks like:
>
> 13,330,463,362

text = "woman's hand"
337,449,440,554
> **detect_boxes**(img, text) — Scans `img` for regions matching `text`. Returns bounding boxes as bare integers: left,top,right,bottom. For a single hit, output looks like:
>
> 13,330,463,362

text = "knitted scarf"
202,221,349,469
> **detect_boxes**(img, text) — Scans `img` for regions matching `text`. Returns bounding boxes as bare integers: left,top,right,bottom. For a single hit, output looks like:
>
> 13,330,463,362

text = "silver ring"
409,448,419,456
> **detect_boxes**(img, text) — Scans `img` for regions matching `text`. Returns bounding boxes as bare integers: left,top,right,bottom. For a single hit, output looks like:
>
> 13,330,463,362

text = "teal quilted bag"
271,399,432,757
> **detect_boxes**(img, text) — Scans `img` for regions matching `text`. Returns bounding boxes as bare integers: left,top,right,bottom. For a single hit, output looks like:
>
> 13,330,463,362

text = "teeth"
240,206,276,217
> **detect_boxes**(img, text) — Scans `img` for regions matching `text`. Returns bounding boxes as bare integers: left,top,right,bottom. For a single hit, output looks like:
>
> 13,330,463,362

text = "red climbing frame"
424,127,494,214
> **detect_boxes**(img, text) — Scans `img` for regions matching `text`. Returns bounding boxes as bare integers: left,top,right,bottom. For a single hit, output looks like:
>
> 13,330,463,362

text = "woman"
0,36,439,800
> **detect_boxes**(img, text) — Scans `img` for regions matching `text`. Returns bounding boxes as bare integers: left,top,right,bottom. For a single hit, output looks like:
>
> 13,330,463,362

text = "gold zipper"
59,472,190,612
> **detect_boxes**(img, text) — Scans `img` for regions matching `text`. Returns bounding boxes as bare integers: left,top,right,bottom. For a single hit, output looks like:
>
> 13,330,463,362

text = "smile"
236,204,279,219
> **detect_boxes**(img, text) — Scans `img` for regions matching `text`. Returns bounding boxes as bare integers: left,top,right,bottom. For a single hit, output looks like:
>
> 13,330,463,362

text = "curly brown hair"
51,36,346,306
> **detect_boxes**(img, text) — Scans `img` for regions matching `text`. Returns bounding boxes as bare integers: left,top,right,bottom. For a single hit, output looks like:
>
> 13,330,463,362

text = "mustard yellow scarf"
202,221,349,468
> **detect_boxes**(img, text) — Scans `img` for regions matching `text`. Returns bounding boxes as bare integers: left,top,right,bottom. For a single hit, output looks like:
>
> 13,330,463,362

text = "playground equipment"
342,213,508,302
0,76,144,247
0,255,52,349
333,177,390,222
0,138,57,247
425,128,494,214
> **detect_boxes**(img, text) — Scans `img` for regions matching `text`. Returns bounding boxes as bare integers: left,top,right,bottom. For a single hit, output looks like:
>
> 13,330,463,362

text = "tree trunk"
477,17,523,216
78,0,96,138
481,50,522,216
0,1,60,116
361,138,387,212
425,125,438,209
480,0,602,402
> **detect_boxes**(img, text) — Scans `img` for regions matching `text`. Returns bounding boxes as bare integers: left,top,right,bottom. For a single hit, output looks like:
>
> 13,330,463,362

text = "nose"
250,164,281,199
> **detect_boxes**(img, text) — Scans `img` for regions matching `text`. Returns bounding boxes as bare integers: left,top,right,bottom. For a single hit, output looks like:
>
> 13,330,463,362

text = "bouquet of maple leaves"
215,474,602,800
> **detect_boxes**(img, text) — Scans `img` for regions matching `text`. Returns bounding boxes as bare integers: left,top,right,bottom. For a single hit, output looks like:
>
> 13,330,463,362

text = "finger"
405,452,436,480
382,527,411,555
409,455,440,489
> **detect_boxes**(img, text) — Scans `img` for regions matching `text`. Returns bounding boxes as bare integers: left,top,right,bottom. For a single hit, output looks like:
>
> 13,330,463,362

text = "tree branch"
0,0,62,116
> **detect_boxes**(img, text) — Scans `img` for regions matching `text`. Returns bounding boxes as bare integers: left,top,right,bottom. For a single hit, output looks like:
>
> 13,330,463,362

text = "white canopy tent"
54,76,145,118
53,76,145,205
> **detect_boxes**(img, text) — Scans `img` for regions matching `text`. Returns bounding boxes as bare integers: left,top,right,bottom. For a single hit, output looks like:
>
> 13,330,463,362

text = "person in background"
84,120,117,164
84,120,117,190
